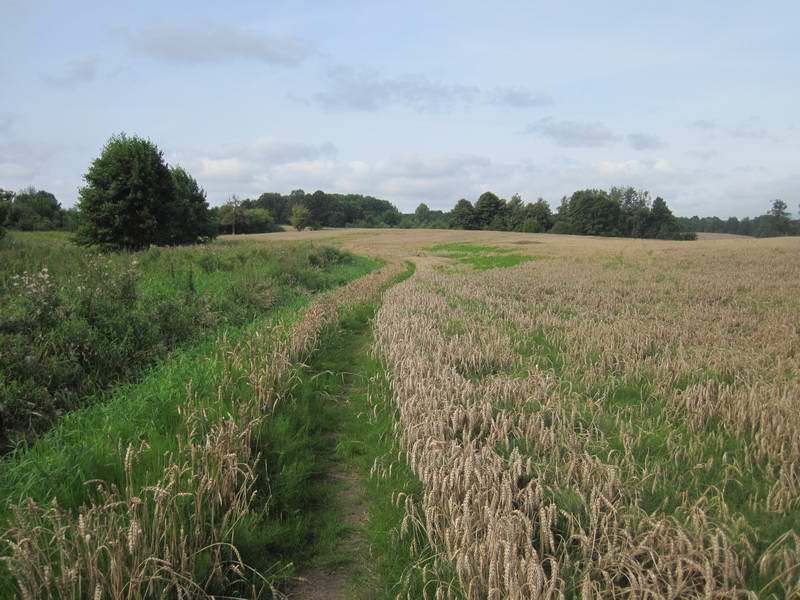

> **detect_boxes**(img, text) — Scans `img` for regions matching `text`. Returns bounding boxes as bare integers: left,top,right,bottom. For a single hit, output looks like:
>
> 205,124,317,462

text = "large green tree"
170,166,217,243
474,192,504,230
252,192,289,223
767,199,791,235
611,186,651,238
561,189,622,236
646,196,682,239
76,134,212,249
525,198,554,232
291,205,310,231
414,202,432,225
449,198,476,230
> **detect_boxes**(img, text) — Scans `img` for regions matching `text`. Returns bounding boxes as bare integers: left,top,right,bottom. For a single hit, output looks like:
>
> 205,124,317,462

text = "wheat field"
307,229,799,599
4,228,799,598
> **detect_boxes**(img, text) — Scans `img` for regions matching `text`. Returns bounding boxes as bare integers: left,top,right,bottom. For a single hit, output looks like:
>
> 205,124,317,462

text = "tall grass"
0,232,374,449
0,254,401,598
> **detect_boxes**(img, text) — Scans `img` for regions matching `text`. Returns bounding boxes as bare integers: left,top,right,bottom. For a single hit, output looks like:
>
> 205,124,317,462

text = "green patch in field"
429,242,517,255
428,242,539,271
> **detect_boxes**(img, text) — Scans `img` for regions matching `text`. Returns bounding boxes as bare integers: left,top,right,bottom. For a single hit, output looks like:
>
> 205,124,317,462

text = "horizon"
1,1,798,218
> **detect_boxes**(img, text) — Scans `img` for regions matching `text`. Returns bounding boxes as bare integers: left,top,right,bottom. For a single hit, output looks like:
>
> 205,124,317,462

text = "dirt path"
281,264,419,600
289,441,368,599
284,312,376,600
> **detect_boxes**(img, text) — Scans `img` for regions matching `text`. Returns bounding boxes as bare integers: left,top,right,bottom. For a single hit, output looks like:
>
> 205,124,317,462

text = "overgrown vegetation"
0,231,368,450
0,250,394,599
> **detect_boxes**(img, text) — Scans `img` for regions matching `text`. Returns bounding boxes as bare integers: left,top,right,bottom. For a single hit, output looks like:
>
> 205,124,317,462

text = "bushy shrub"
0,241,362,449
76,134,216,250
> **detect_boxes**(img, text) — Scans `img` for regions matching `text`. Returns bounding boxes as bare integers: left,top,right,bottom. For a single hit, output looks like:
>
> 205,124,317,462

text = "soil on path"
288,446,368,599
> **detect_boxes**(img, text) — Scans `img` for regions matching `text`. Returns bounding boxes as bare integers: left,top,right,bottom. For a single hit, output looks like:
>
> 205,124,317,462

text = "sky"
1,1,798,217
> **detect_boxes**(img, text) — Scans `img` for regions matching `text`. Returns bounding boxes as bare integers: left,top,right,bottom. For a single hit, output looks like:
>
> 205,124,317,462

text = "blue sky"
1,1,798,217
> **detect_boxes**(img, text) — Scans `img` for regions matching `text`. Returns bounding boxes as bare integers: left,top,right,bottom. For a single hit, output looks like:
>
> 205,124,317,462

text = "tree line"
407,188,696,240
227,189,401,232
676,200,800,238
2,133,796,247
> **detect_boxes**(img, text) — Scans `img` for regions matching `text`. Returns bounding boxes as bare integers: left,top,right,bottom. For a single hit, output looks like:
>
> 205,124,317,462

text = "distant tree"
474,192,504,230
769,199,790,219
254,192,289,223
449,199,477,230
0,199,9,240
414,202,432,225
612,186,651,238
169,166,216,242
504,194,526,231
62,207,80,231
768,199,791,235
646,196,682,239
217,203,278,235
76,134,208,250
724,216,740,234
559,189,621,236
291,205,310,231
525,198,554,232
6,187,63,230
224,195,242,235
241,208,279,234
304,190,328,229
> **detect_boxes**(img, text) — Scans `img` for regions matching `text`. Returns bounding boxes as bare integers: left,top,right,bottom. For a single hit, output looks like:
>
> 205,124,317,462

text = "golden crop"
373,235,800,599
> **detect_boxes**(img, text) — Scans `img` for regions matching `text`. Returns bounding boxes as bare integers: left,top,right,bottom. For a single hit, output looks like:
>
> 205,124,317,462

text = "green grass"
428,242,538,270
429,242,517,255
0,255,379,522
229,261,461,597
0,232,377,448
0,248,383,597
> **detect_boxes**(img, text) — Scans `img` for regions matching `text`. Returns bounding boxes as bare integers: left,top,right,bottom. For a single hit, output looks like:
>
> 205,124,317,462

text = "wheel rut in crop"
287,310,379,600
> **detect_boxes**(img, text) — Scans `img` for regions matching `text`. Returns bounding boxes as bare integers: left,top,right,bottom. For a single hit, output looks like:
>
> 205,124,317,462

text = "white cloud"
130,24,310,66
197,157,249,180
43,57,97,87
627,132,665,150
189,138,338,183
313,67,479,113
490,87,553,108
526,117,620,147
689,119,717,130
596,158,672,177
313,67,552,113
0,161,35,179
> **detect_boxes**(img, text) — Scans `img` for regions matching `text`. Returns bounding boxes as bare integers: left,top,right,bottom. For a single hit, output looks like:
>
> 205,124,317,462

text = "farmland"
0,229,798,598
